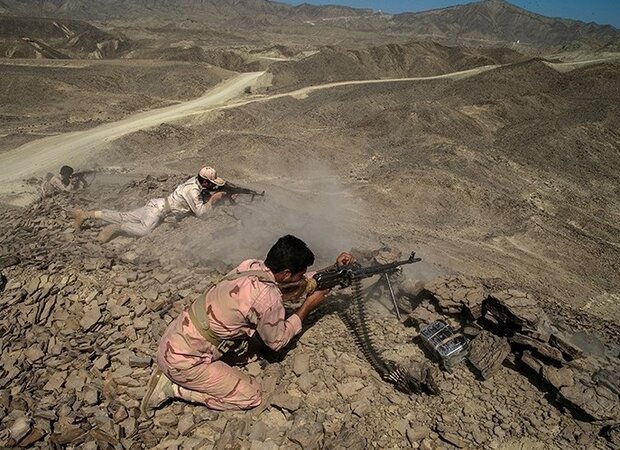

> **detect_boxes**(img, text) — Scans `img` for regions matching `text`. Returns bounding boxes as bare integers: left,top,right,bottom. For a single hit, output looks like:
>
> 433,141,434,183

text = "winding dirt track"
233,64,500,104
0,72,263,189
1,61,589,205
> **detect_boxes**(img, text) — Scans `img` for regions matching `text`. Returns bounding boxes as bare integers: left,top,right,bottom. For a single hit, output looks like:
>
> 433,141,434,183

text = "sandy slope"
0,58,613,206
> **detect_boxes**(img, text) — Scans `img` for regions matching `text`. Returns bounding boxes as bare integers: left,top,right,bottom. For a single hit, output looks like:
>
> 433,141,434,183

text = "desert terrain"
0,0,619,449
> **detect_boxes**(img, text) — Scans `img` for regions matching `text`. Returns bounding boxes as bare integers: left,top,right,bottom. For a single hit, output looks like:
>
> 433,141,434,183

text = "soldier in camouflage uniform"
141,235,354,415
71,166,226,242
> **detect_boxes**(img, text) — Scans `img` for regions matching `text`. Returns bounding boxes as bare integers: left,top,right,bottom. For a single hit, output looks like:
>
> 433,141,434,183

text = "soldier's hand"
295,288,329,322
307,287,328,301
303,288,329,311
209,192,226,204
335,252,356,266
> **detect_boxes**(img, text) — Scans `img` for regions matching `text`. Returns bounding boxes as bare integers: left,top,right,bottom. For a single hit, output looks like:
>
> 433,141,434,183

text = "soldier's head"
197,166,225,190
266,235,315,283
60,165,74,181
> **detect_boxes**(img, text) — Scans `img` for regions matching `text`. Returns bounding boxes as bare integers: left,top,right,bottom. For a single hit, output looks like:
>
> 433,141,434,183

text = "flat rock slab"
468,331,511,379
270,393,301,412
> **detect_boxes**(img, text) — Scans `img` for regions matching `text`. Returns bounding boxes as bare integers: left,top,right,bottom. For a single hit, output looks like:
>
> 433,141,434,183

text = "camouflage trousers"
98,199,165,237
156,313,262,411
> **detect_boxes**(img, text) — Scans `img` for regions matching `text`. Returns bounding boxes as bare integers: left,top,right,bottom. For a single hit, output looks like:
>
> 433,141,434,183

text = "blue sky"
280,1,620,28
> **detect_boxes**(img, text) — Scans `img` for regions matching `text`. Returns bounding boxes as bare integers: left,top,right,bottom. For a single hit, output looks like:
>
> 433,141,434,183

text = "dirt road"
0,71,263,196
167,64,503,124
545,56,620,72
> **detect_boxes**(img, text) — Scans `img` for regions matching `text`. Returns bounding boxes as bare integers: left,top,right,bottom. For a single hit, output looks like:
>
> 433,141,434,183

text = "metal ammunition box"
419,319,469,371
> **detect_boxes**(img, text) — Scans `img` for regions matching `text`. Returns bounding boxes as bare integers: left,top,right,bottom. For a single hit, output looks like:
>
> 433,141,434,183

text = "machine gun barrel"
358,252,420,277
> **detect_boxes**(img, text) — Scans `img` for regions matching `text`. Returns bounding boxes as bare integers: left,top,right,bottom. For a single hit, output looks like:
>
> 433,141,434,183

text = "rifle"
70,170,97,188
218,183,265,201
201,183,265,204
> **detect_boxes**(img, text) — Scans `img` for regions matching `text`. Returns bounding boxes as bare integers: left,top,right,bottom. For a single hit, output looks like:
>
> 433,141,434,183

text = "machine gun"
313,251,421,291
280,251,438,395
279,251,421,312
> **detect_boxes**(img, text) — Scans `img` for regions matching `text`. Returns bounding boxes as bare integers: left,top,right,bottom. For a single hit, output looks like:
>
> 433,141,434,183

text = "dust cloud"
401,262,448,283
185,163,367,270
182,160,449,281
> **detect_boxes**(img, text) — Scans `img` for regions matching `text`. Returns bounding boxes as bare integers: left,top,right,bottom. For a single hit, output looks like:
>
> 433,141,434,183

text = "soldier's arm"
253,290,302,352
293,289,329,323
50,176,72,192
184,188,213,217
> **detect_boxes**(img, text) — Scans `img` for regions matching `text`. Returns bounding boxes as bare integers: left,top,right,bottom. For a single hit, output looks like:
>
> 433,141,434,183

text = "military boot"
71,208,95,230
140,368,175,418
97,224,122,243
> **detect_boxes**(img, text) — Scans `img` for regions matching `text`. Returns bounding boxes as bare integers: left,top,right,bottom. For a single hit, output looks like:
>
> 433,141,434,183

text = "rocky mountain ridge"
392,0,620,52
0,0,374,20
1,0,618,52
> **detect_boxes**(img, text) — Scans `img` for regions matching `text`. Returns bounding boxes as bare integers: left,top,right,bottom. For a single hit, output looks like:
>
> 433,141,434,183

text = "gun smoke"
184,164,366,270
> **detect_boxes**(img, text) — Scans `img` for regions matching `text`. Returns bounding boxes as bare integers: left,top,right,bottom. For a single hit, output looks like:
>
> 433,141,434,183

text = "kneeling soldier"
140,235,354,415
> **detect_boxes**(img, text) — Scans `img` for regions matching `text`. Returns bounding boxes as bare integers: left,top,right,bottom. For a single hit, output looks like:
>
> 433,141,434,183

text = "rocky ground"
1,179,618,450
0,23,618,450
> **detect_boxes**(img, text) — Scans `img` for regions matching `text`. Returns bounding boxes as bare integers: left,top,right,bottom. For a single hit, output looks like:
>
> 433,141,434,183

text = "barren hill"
126,46,263,72
266,41,526,91
0,0,619,448
0,0,374,21
102,59,615,312
0,0,619,447
0,55,619,449
0,15,130,58
0,60,232,150
392,0,620,52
